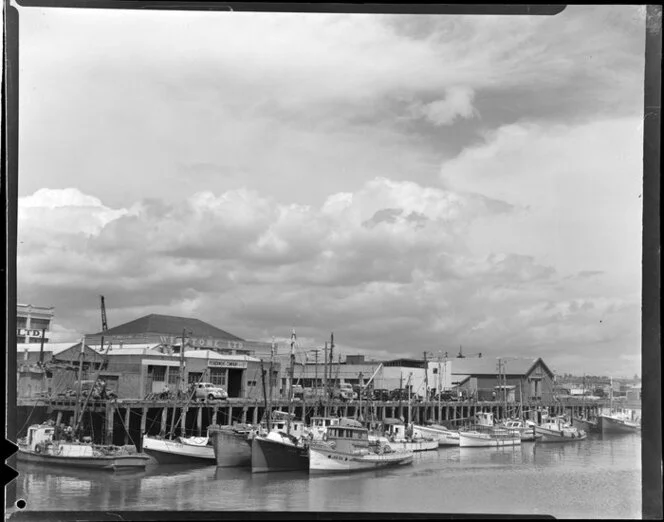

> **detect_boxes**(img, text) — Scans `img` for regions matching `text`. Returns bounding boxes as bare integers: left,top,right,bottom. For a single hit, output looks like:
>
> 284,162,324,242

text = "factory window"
150,366,166,382
210,368,226,386
31,318,51,330
247,380,257,387
16,317,27,329
188,372,203,384
168,371,180,385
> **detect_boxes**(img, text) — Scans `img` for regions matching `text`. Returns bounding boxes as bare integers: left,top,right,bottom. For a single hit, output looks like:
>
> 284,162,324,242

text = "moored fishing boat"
535,416,587,442
458,413,521,448
309,416,341,441
572,415,600,433
141,433,215,464
598,410,640,434
208,424,253,467
499,419,541,442
309,418,413,474
380,419,438,452
251,411,310,473
18,423,150,471
411,423,460,446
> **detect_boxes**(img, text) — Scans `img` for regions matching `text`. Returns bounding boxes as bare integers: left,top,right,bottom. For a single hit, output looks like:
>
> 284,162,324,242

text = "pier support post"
55,410,63,427
160,407,168,436
140,407,147,438
227,406,233,426
105,403,114,445
211,407,218,426
242,407,247,425
197,407,203,436
180,407,187,437
124,407,131,446
253,406,258,425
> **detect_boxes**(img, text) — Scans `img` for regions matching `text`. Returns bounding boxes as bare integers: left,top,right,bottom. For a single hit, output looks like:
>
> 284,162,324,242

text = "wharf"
15,396,626,448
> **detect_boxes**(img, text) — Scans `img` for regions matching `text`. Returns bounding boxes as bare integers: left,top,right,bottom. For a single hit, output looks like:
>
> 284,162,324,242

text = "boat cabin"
325,419,370,451
476,412,495,427
26,424,55,451
310,417,341,440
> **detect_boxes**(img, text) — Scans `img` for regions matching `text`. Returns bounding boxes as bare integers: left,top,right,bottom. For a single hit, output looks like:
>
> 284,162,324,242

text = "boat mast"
72,336,86,435
323,341,328,417
287,329,296,435
260,358,269,430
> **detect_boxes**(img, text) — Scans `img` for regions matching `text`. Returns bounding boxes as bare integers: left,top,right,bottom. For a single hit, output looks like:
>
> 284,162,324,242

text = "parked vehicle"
372,389,391,402
333,384,356,401
194,382,228,401
388,389,410,401
432,391,458,402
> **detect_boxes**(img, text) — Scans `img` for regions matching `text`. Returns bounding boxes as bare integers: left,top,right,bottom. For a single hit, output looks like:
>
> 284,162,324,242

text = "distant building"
81,313,274,400
449,357,555,402
16,304,55,343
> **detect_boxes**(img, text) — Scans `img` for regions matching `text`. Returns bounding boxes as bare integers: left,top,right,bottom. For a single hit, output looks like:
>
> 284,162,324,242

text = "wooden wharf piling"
16,396,621,445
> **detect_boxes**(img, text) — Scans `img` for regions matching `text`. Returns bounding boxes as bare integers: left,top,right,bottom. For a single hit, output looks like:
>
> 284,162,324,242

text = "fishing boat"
141,433,215,464
411,423,460,446
572,415,600,433
309,418,413,474
17,337,150,471
251,410,310,473
251,330,311,473
379,419,438,452
499,419,541,442
597,379,641,434
598,409,641,434
17,422,151,471
458,412,521,448
535,415,587,442
207,424,253,467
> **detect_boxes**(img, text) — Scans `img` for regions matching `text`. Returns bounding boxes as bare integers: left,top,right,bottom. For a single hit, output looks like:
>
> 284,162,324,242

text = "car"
388,388,410,401
433,391,457,402
194,382,228,401
372,389,390,402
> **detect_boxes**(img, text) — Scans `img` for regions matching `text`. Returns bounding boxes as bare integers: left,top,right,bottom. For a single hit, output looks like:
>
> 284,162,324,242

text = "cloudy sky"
16,5,645,377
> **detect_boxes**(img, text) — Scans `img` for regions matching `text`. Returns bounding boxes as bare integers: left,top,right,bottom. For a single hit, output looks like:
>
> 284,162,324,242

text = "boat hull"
209,428,252,468
309,446,413,474
458,432,521,448
141,436,215,465
572,417,600,433
535,426,587,443
251,436,309,473
17,448,150,471
386,439,439,452
412,425,460,446
598,415,640,434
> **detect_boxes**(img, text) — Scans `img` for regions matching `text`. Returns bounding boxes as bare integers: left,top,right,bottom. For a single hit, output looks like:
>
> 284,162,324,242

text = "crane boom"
100,295,108,331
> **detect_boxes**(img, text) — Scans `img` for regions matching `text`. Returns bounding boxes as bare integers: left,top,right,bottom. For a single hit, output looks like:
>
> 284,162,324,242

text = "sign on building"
208,360,247,369
17,329,45,338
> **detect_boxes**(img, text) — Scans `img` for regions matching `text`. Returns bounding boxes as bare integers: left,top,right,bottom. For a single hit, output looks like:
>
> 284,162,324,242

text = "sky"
15,5,646,378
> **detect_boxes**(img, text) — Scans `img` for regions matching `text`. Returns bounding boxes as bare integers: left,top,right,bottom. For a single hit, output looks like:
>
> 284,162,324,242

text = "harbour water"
11,432,641,519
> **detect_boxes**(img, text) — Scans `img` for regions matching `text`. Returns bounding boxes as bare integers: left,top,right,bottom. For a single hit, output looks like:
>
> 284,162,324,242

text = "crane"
100,295,109,332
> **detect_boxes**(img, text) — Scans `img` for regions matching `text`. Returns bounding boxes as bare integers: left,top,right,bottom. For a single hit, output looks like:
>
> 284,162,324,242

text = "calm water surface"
13,433,641,518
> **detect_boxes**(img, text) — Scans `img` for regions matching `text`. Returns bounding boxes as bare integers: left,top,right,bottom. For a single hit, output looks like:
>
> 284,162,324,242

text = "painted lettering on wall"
17,329,45,337
207,360,248,369
158,335,244,350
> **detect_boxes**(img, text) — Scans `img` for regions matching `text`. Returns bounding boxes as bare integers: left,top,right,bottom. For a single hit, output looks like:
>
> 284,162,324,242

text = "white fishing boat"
499,419,541,442
535,416,587,442
141,433,215,464
598,409,641,434
207,424,253,468
17,423,150,471
309,418,413,474
458,413,521,448
411,423,460,446
380,419,438,452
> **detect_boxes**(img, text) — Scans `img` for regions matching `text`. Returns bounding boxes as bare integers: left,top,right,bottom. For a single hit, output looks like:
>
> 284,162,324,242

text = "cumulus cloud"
410,87,477,127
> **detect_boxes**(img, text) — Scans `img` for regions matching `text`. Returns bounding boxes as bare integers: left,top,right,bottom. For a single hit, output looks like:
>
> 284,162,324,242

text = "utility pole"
180,329,187,395
437,351,442,413
38,328,46,367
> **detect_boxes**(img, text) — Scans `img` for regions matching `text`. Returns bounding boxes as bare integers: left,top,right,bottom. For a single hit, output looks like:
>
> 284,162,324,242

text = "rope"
113,398,137,447
18,398,46,435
